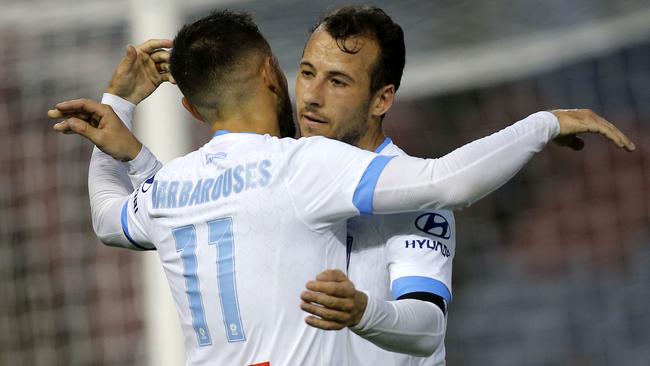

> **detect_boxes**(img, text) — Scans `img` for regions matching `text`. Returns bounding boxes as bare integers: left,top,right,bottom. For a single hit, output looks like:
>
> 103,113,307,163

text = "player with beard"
49,8,634,366
295,7,455,364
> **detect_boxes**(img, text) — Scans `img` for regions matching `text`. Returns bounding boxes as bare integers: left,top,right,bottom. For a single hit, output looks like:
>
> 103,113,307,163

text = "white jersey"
347,139,453,366
95,93,560,366
122,132,385,366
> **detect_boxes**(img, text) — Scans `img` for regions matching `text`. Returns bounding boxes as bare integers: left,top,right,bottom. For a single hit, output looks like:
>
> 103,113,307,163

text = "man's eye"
301,70,313,77
331,79,345,87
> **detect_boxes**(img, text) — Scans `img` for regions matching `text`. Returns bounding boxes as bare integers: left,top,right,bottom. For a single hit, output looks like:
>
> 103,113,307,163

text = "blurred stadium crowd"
1,0,648,364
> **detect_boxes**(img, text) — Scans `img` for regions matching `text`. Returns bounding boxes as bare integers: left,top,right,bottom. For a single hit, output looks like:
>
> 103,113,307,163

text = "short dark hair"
170,10,271,115
312,6,406,94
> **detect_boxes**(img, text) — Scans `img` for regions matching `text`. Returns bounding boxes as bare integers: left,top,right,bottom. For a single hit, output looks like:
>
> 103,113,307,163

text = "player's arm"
371,110,634,214
48,98,154,250
300,270,444,357
101,39,170,187
99,93,163,188
292,110,634,231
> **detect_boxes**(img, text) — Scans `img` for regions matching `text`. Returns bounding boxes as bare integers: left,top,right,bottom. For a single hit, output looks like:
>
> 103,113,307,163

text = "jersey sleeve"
372,111,560,213
119,177,156,250
286,137,396,231
89,145,154,251
101,93,135,129
386,210,455,306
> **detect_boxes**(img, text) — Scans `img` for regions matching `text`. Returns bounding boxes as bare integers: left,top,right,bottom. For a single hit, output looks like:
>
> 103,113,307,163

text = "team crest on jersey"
205,152,228,164
415,213,451,239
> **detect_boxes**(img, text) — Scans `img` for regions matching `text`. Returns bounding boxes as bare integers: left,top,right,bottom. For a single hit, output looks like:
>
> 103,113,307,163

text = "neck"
208,92,281,137
355,121,386,152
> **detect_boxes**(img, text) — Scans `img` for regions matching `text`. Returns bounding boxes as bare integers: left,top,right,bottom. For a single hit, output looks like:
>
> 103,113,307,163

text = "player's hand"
551,109,635,152
300,269,368,330
106,39,174,105
48,98,142,161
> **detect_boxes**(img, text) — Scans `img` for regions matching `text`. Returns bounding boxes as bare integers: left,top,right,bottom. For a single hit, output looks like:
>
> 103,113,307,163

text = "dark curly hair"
312,6,406,94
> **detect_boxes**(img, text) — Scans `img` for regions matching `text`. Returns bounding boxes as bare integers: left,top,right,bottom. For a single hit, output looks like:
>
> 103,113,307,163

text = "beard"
270,58,297,138
335,99,371,147
276,86,296,138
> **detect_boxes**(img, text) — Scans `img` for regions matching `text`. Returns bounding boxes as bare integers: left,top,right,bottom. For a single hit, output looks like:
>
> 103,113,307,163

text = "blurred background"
1,0,648,365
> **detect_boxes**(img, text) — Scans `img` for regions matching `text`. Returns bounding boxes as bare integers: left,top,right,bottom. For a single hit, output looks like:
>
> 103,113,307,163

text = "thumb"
121,44,137,71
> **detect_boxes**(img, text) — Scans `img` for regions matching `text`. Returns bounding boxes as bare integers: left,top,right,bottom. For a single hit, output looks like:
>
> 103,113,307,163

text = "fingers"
301,302,347,330
553,109,636,152
52,117,102,143
53,98,108,117
301,288,355,310
136,38,173,54
593,113,635,151
155,62,170,73
47,109,65,119
306,280,355,298
48,108,91,122
124,45,137,70
151,50,170,63
162,72,176,84
316,269,347,282
304,315,345,331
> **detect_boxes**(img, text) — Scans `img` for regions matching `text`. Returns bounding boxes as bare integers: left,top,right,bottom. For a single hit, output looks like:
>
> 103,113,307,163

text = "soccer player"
292,6,455,364
49,10,633,366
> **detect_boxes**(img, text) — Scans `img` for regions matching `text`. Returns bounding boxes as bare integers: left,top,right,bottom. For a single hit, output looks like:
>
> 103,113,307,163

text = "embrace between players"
48,6,634,366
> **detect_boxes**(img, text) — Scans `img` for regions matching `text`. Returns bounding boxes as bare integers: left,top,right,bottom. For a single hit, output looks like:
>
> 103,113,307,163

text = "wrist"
124,141,143,162
105,86,138,105
350,290,369,328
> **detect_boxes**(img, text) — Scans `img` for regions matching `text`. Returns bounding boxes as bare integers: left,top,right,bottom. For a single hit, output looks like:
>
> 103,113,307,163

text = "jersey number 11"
172,217,246,346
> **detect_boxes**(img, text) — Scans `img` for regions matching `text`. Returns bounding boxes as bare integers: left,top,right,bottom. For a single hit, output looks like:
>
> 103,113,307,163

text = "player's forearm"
373,111,559,212
101,93,163,187
88,148,136,249
350,295,445,357
102,93,136,130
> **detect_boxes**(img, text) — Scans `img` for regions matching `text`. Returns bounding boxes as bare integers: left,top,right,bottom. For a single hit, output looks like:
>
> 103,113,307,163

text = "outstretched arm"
371,110,634,213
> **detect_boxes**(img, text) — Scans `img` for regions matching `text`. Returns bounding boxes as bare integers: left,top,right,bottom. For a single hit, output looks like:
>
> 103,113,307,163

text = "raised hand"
551,109,635,151
48,99,142,161
106,39,174,104
300,269,368,330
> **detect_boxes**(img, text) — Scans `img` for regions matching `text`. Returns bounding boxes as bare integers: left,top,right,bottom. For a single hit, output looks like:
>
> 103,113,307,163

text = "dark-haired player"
50,9,634,366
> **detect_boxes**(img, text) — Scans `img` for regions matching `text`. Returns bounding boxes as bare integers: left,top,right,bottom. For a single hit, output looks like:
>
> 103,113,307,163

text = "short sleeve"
120,175,156,250
386,210,456,305
286,137,395,231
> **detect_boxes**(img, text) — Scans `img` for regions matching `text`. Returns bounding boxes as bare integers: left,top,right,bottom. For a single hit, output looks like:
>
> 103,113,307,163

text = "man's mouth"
302,113,327,124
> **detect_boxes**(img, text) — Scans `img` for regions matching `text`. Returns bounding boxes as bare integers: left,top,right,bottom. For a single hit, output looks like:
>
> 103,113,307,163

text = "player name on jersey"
152,159,272,209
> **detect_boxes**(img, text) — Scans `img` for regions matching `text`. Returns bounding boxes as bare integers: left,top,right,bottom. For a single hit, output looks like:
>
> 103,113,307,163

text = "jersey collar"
213,130,231,137
213,130,260,137
375,137,393,153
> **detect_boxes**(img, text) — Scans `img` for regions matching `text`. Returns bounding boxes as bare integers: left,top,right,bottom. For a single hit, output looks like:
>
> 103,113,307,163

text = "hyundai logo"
415,213,451,239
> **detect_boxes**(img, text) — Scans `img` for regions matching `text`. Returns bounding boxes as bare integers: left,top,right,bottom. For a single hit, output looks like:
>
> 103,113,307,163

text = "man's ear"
371,84,396,118
182,97,205,122
261,55,282,95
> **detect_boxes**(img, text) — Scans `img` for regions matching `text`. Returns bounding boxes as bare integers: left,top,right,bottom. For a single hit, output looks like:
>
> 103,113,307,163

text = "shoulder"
377,139,407,157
